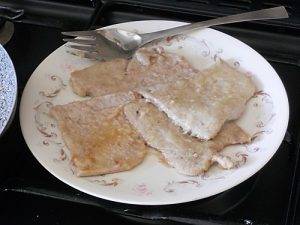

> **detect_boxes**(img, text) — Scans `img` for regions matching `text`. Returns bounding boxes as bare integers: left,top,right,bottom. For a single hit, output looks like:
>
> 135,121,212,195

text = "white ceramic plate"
20,20,289,205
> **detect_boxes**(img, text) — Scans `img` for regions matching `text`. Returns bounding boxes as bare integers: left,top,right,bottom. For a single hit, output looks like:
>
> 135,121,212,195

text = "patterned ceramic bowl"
0,44,17,136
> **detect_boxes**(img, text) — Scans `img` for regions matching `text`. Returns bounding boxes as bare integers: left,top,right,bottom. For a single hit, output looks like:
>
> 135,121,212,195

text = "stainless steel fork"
63,6,288,61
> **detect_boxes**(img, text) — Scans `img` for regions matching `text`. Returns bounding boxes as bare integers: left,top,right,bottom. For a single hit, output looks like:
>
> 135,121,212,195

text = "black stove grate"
178,0,295,11
93,0,300,66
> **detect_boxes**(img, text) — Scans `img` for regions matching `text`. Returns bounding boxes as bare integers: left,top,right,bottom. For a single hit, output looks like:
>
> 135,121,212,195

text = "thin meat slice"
124,100,251,176
70,47,198,97
138,61,256,140
49,92,148,176
70,58,130,97
126,47,199,86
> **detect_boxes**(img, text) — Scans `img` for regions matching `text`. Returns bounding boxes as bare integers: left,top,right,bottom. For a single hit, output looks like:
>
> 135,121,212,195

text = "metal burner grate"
0,21,14,45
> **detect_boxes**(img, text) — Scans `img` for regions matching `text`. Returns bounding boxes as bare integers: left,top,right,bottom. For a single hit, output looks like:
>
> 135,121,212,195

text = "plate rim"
19,20,289,205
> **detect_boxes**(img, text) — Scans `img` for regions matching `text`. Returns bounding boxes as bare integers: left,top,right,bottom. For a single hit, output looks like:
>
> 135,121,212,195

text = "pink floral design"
60,63,76,73
256,113,275,128
133,183,152,196
234,152,248,167
200,40,210,57
251,130,273,142
233,61,240,68
35,100,69,163
251,90,271,100
59,148,67,161
39,75,66,98
253,102,259,107
34,102,56,138
42,140,49,146
89,178,121,187
52,148,68,162
244,144,262,153
163,180,200,193
201,173,225,181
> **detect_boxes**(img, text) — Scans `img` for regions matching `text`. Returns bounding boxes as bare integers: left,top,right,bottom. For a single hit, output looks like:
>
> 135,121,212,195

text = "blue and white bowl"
0,44,17,136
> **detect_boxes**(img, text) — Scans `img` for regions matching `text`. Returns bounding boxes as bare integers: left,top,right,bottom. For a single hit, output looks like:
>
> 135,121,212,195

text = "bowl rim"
0,44,18,136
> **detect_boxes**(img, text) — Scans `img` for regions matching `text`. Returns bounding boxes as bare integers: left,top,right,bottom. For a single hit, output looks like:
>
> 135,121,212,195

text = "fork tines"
62,29,98,46
63,38,96,46
67,44,96,52
62,30,98,56
62,30,96,37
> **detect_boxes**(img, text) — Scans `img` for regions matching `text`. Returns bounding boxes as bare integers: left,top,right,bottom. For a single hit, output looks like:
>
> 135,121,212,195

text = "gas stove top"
0,1,300,225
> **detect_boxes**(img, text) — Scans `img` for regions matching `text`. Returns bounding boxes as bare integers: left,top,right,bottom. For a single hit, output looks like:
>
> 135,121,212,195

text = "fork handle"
140,6,288,44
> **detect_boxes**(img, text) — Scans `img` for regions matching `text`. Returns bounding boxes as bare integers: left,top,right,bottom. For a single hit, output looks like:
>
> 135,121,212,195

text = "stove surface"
0,2,300,225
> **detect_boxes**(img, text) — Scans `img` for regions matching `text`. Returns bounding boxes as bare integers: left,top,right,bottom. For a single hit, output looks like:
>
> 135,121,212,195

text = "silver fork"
63,6,288,61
